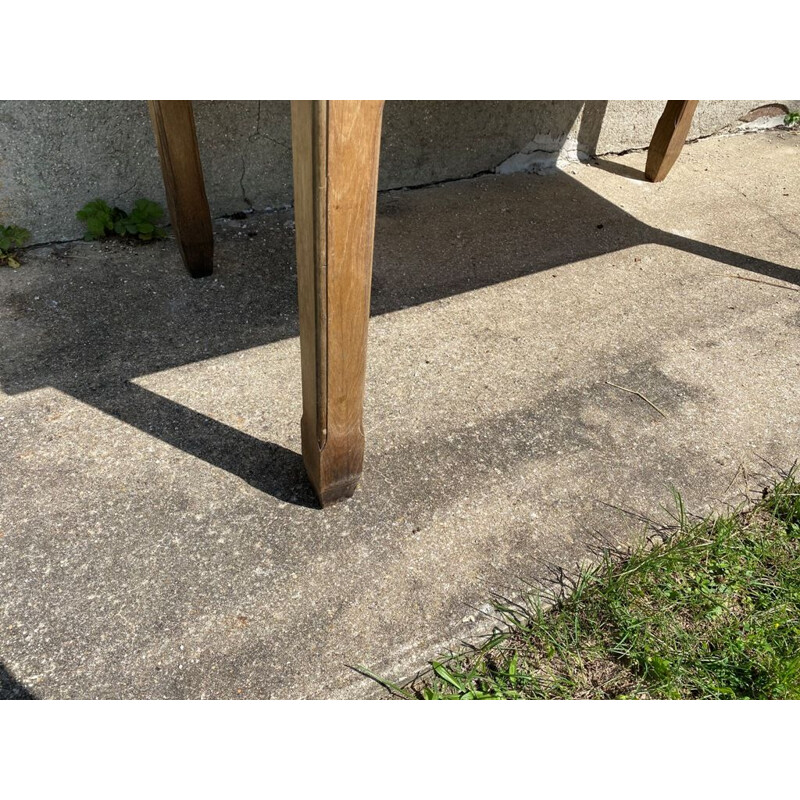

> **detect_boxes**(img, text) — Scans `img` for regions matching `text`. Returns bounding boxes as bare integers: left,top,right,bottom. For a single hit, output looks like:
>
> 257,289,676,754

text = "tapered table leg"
148,100,214,277
291,100,384,505
645,101,699,183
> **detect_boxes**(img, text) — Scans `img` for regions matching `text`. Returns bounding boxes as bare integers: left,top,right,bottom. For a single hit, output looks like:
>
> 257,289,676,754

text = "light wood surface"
148,101,214,277
291,100,385,505
645,101,699,183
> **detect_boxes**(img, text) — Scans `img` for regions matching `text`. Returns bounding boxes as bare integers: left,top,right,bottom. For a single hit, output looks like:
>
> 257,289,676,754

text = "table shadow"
2,105,796,506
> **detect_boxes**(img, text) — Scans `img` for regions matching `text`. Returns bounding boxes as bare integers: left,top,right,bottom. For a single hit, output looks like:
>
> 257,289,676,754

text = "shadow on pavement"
1,105,797,505
1,663,36,700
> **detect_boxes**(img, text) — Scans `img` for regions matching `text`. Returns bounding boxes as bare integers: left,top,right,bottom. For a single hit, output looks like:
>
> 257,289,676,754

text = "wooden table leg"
148,101,214,277
645,101,699,183
291,100,384,505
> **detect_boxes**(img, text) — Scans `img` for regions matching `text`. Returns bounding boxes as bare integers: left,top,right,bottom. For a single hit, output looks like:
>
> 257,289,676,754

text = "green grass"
364,469,800,699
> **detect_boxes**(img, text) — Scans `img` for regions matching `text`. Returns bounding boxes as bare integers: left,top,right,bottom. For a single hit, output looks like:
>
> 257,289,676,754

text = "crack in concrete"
248,100,290,150
239,156,252,208
591,127,780,161
18,129,794,253
379,168,495,195
114,179,139,204
257,132,291,151
1,135,735,253
488,127,753,177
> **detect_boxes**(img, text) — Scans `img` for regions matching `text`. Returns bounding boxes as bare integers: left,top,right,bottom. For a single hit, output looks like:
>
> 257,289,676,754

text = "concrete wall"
0,100,794,244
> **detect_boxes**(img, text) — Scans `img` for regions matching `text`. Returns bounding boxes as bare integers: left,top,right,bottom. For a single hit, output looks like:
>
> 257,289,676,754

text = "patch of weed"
363,468,800,699
0,225,31,268
77,198,166,242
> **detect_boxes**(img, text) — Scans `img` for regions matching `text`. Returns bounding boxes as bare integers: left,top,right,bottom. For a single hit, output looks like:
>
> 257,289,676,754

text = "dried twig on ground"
606,381,668,418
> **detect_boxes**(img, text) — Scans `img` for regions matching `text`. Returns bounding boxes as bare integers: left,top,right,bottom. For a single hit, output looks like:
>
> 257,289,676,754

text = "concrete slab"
1,131,799,698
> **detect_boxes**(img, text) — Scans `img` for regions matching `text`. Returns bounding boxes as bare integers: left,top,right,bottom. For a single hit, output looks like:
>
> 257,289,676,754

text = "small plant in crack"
784,111,800,127
77,198,167,242
0,224,31,268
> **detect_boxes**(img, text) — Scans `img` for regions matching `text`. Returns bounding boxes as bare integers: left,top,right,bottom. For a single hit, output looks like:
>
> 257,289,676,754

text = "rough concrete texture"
2,100,798,244
1,131,799,699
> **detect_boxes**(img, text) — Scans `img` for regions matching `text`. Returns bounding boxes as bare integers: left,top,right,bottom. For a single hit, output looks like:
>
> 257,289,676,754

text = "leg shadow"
576,100,608,161
1,663,36,700
591,159,648,181
658,229,800,287
65,381,319,508
577,101,649,180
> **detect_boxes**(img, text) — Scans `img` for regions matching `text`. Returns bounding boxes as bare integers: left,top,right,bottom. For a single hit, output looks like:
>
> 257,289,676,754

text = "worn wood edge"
315,101,329,451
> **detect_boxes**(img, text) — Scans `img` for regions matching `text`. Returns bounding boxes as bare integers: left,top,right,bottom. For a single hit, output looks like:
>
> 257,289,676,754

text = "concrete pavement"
1,130,798,698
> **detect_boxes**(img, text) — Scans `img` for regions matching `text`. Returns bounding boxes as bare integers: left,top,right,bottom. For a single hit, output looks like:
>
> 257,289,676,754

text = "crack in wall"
248,100,290,150
114,178,139,204
258,132,291,151
17,128,794,252
495,120,792,177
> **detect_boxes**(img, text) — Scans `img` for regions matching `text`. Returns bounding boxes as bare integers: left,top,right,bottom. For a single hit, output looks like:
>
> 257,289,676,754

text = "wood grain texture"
148,101,214,277
645,101,699,183
291,100,384,505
